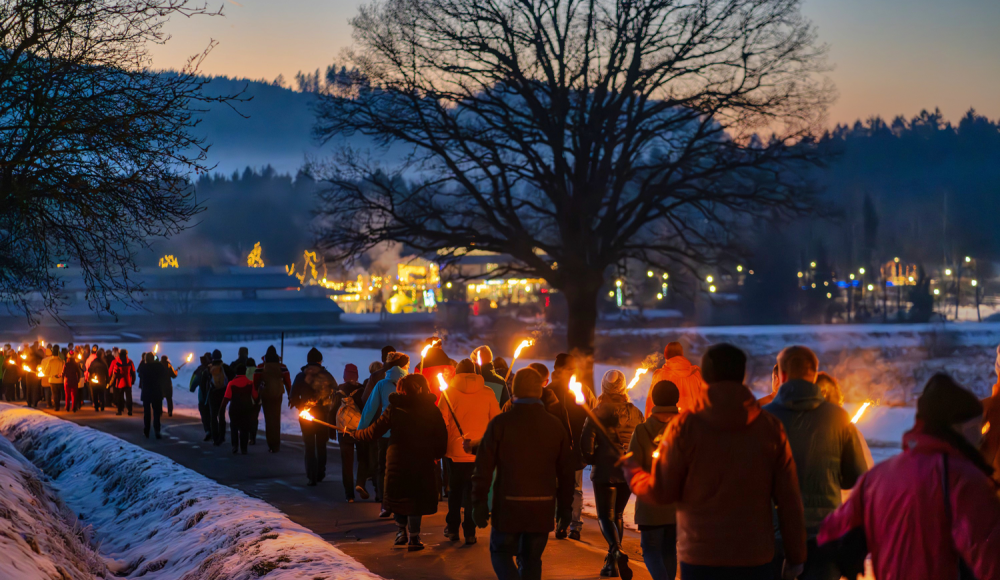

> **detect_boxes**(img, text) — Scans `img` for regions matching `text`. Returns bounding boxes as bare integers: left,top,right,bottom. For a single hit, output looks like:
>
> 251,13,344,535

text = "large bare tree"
0,0,239,322
312,0,834,377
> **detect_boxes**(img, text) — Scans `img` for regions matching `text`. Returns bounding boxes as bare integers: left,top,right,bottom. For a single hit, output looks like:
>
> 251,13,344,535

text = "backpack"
210,365,228,391
336,395,362,433
259,363,285,400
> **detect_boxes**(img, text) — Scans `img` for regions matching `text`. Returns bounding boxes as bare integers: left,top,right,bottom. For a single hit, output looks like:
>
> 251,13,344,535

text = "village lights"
972,280,978,287
656,293,663,300
810,261,816,268
965,256,972,263
934,289,941,295
736,265,743,272
823,281,828,286
811,283,816,289
609,291,615,297
662,273,668,280
867,284,874,291
709,285,717,293
797,272,803,278
945,269,953,276
826,293,832,299
849,274,855,280
908,276,914,282
647,270,654,277
445,281,452,288
615,280,622,287
859,268,866,274
706,275,714,283
894,257,899,263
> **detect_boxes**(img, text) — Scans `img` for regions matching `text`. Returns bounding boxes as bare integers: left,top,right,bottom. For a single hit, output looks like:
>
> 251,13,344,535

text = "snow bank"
0,430,105,580
0,403,383,580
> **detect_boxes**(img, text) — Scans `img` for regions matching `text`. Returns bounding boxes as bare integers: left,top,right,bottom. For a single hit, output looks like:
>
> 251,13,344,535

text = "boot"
407,534,424,551
394,528,408,546
599,518,621,578
614,516,632,580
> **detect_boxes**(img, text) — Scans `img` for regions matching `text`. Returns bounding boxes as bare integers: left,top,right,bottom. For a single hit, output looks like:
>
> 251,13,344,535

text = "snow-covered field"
0,403,384,580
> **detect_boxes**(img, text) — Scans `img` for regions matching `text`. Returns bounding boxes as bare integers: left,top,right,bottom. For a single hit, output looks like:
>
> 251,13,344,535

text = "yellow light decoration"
158,255,179,268
247,242,265,268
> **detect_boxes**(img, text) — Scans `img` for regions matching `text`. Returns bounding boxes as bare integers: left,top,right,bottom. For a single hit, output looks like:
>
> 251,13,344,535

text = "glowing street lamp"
647,271,654,277
709,285,717,293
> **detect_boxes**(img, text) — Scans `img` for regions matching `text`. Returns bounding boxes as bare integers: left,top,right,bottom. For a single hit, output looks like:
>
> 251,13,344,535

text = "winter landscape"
3,0,1000,579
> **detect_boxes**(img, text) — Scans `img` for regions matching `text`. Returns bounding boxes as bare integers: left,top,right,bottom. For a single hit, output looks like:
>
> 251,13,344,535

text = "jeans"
680,563,772,580
394,514,422,534
116,387,133,414
92,386,107,411
490,530,549,580
299,418,329,483
230,410,253,452
64,382,76,411
339,432,364,499
209,390,227,444
446,459,476,538
772,537,839,580
640,525,678,580
261,397,282,451
570,470,584,532
377,437,390,508
143,399,162,435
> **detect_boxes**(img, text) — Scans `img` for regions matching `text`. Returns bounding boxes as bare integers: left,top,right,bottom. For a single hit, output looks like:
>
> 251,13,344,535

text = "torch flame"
851,401,872,424
76,354,81,361
476,351,482,367
437,372,448,392
513,339,534,360
983,422,991,436
186,353,194,363
568,375,585,405
421,344,432,359
627,368,649,391
652,449,660,459
40,340,45,347
22,364,32,373
20,353,27,360
37,368,44,378
153,343,159,355
299,409,315,421
6,358,14,365
91,376,99,384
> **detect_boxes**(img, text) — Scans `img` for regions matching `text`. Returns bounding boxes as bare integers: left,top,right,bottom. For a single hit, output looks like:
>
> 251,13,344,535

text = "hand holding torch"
503,339,534,382
299,408,338,431
568,375,631,461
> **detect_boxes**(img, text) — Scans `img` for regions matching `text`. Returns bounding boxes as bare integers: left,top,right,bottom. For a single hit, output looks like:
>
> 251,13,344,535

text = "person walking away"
759,365,780,406
62,355,82,413
546,353,595,541
204,350,234,446
472,346,509,405
814,371,874,481
625,343,807,580
229,346,249,375
646,342,705,417
332,363,368,501
355,373,448,551
253,346,291,453
39,347,64,410
472,368,575,579
220,363,258,454
628,380,681,580
359,351,410,516
981,345,1000,486
441,359,501,544
109,350,135,415
160,355,178,417
189,353,213,440
358,360,383,498
89,350,110,412
137,353,168,438
763,346,869,580
2,348,21,402
361,346,396,404
582,370,644,579
289,347,337,486
24,346,43,408
245,357,260,444
419,339,455,401
818,374,1000,580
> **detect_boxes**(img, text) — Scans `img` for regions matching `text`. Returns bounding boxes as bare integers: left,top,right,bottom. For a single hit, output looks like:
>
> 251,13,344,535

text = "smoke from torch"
627,367,649,390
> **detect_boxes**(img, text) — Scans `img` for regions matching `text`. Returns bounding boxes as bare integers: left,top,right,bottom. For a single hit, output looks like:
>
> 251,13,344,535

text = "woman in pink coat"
818,374,1000,580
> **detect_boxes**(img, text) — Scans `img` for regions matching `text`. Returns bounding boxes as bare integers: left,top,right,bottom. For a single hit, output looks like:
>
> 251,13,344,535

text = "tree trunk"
562,279,602,389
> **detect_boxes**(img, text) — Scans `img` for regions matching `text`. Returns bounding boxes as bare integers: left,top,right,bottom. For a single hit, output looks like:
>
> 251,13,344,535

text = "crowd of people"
3,336,1000,580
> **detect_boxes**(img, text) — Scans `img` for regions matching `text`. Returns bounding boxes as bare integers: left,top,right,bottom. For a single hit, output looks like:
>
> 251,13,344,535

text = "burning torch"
177,353,194,371
299,408,338,431
419,339,441,374
851,401,873,424
626,367,649,391
437,373,465,437
568,375,631,460
503,339,534,382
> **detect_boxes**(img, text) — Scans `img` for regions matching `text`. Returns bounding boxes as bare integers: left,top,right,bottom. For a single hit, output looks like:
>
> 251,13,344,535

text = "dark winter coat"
628,406,679,526
763,379,869,532
332,381,365,418
472,399,575,533
224,375,258,418
88,359,110,389
581,394,644,483
547,376,596,470
253,361,291,401
354,392,448,516
479,361,509,405
190,363,210,405
137,361,169,403
162,362,177,399
202,361,235,395
63,359,82,391
289,363,338,421
361,363,389,404
819,430,1000,580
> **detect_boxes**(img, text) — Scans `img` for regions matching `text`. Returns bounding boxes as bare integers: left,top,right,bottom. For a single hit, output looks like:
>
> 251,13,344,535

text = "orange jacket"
982,381,1000,486
439,373,501,462
646,357,706,417
629,380,807,567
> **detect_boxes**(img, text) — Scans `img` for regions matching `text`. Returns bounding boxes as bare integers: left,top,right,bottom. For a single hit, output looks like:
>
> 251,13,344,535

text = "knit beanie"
554,353,576,371
601,369,627,396
651,380,680,407
307,347,323,365
344,364,359,383
917,373,983,428
381,345,397,363
212,349,222,362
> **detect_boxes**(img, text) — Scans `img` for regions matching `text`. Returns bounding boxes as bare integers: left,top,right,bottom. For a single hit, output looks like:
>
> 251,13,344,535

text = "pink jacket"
438,372,500,462
818,431,1000,580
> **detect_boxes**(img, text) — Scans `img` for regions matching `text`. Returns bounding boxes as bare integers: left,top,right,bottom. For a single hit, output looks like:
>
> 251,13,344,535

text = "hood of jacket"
385,366,406,383
701,381,761,431
771,378,825,412
450,372,486,394
662,356,699,378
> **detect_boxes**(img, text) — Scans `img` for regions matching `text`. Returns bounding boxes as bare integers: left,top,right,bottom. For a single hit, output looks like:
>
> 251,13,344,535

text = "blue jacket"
359,366,406,438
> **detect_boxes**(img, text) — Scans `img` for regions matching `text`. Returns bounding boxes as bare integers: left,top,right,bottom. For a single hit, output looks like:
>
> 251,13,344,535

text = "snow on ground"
0,431,105,580
0,403,384,580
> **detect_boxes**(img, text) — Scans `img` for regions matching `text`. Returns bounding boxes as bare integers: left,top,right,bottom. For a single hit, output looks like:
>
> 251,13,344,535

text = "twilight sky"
150,0,1000,126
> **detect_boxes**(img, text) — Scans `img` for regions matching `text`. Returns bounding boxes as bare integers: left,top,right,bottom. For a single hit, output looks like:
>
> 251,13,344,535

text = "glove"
473,503,490,529
556,507,572,532
781,560,805,580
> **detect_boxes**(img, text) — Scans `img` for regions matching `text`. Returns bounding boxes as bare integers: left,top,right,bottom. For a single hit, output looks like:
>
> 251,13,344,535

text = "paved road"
28,405,653,580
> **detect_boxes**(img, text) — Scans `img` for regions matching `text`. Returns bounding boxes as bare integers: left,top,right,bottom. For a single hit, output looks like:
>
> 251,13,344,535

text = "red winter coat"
108,358,135,390
818,430,1000,580
646,356,705,417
